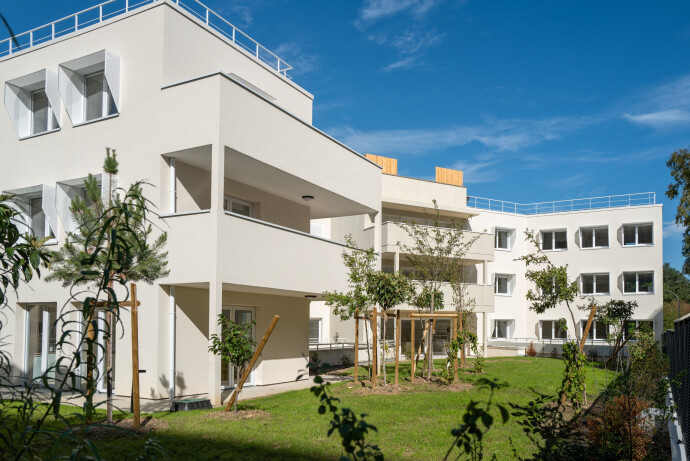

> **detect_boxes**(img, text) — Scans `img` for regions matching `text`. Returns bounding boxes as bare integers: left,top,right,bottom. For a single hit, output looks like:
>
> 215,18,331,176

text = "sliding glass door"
220,306,256,388
25,303,57,386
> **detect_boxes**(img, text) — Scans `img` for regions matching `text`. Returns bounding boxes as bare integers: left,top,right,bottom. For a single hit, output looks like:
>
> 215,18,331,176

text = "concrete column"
482,260,488,285
482,313,488,357
393,252,400,273
208,142,225,405
169,157,176,214
372,211,382,268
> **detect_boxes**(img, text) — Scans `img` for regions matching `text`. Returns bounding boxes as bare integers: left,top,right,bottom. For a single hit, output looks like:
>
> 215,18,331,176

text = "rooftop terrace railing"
0,0,293,78
466,192,656,215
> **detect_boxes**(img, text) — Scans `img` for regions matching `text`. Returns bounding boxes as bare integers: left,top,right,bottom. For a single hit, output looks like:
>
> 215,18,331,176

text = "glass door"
220,306,256,388
25,304,57,386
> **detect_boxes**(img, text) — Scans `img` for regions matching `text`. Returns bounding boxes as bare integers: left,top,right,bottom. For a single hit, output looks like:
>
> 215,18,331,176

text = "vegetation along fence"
665,314,690,458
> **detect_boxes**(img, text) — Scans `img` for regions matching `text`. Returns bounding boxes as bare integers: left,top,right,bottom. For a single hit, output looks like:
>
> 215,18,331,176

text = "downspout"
169,286,176,400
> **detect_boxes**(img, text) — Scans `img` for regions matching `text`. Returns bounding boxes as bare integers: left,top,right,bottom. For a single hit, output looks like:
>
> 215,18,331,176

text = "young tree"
397,200,474,378
666,147,690,274
209,315,257,412
412,286,443,377
448,235,480,368
596,299,637,367
47,148,169,422
324,235,377,378
365,271,413,386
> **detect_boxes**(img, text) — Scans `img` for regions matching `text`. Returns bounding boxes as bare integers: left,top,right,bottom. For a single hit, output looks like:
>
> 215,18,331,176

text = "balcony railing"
466,192,656,216
0,0,293,78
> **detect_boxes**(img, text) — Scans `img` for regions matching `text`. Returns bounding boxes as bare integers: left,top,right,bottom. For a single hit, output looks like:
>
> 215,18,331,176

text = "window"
580,320,609,340
541,230,567,250
31,89,58,135
541,320,568,340
580,273,610,295
495,228,513,250
623,223,653,246
580,226,608,249
623,272,654,294
623,320,654,339
491,320,513,339
224,195,253,217
84,72,117,122
494,274,513,296
28,196,54,240
309,319,321,343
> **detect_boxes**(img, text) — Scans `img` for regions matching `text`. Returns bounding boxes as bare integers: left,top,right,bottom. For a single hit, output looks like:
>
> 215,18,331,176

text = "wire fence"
665,315,690,458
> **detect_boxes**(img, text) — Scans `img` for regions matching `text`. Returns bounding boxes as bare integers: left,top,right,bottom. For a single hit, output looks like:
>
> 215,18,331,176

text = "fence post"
52,23,55,40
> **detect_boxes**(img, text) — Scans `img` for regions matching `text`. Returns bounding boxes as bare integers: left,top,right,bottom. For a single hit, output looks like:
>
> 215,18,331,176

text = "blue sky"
3,0,689,269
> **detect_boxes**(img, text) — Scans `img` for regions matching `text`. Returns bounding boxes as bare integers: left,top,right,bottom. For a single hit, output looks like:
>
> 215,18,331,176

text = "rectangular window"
581,226,609,248
495,228,512,250
623,272,654,294
492,320,512,339
494,274,512,295
28,196,53,240
31,90,57,135
84,72,116,122
623,223,653,246
223,195,253,217
623,320,654,339
581,320,609,340
580,273,609,295
541,320,568,340
309,319,321,343
541,230,567,250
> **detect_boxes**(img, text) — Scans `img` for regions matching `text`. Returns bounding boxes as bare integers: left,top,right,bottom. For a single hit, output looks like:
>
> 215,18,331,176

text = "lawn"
35,357,616,460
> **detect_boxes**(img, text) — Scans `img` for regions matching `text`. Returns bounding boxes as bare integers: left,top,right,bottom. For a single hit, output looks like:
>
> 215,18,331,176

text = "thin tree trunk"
106,310,113,423
428,293,435,378
364,318,372,380
85,312,96,425
382,312,387,387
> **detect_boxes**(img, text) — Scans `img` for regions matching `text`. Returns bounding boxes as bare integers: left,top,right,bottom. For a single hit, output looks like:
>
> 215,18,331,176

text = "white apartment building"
0,0,381,405
310,156,663,358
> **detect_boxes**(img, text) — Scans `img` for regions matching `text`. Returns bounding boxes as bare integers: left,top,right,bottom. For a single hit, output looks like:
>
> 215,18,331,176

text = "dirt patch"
205,409,270,421
87,417,168,439
348,379,473,395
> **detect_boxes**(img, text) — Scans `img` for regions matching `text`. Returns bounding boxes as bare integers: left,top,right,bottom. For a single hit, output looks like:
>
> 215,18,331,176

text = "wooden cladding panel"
435,167,463,186
365,154,398,175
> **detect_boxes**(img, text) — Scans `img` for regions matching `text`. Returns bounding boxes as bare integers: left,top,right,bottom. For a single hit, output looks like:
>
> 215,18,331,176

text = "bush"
588,394,652,461
525,342,538,357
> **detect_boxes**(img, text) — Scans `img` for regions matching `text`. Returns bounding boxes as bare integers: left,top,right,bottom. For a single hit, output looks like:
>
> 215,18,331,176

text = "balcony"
381,221,494,262
382,174,477,218
394,282,494,313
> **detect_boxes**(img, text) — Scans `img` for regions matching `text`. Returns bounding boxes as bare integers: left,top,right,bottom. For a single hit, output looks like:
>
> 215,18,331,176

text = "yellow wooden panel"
435,167,463,186
365,154,398,175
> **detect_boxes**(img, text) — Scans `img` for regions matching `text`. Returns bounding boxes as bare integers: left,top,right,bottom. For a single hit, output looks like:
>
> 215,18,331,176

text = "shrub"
588,394,652,461
473,347,486,374
525,341,538,357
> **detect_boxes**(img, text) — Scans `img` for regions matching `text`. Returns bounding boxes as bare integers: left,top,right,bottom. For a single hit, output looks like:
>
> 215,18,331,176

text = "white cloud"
373,29,445,72
623,74,690,129
664,221,684,239
357,0,440,27
274,42,319,75
623,109,690,129
450,159,500,184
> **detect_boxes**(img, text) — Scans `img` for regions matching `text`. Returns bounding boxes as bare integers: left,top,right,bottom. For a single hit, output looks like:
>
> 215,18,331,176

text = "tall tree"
666,147,690,274
365,271,412,386
324,235,377,378
397,200,473,378
663,262,690,303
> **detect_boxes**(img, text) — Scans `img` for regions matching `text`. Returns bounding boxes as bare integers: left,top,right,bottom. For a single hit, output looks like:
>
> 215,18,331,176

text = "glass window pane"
554,231,567,249
30,197,46,239
495,277,508,294
231,201,252,217
581,275,594,294
309,319,320,342
542,232,553,250
555,321,567,338
594,227,608,247
595,321,608,340
496,230,509,249
494,321,508,339
595,274,609,294
542,321,553,339
624,273,637,293
638,224,653,245
582,321,593,339
32,91,49,134
638,273,653,292
85,73,105,121
623,225,636,245
581,229,593,248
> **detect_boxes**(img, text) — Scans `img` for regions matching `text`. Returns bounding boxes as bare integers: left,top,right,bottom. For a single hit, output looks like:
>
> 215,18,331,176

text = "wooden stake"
395,310,400,386
85,310,96,425
130,283,140,429
410,316,416,380
579,305,598,353
415,318,436,377
354,309,359,384
459,312,465,368
372,307,378,388
225,315,280,412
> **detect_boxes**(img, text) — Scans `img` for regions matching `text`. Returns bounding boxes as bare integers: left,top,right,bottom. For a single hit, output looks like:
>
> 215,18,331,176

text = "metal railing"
665,315,690,459
466,192,656,216
0,0,293,78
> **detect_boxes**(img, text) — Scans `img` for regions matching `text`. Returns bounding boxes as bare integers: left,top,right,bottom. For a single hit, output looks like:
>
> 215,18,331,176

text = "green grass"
33,357,617,460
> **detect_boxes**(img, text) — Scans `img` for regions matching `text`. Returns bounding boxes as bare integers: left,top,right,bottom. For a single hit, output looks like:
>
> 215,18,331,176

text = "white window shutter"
58,66,85,124
44,69,61,123
4,83,30,138
104,51,121,110
6,199,29,235
56,183,80,234
42,184,58,236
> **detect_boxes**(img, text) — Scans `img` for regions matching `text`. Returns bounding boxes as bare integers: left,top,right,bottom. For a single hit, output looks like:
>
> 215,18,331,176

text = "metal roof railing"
466,192,656,216
0,0,293,78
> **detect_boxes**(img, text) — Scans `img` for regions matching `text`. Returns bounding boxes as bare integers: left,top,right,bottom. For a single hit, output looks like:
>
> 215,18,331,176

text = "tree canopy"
666,147,690,274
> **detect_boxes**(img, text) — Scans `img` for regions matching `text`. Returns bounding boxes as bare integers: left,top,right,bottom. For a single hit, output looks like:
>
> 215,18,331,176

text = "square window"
495,229,511,249
623,272,654,294
638,224,653,245
623,224,653,246
554,231,567,249
594,227,609,247
541,230,567,250
638,273,653,292
492,320,511,339
495,275,512,295
595,274,609,294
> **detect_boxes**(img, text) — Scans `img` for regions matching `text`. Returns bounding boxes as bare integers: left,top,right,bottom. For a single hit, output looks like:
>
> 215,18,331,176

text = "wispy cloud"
623,74,690,129
356,0,441,28
274,42,319,75
371,28,445,72
664,221,684,239
451,158,500,184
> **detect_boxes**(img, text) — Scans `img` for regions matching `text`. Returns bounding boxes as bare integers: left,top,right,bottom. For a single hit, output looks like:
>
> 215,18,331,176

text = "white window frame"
580,226,609,249
30,88,58,136
539,320,568,340
494,228,514,251
83,71,115,123
223,195,254,217
491,319,513,339
580,273,610,295
309,318,322,344
622,223,653,247
580,319,609,341
540,229,567,251
494,274,514,296
623,271,654,294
